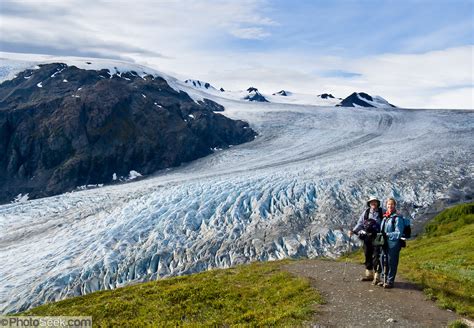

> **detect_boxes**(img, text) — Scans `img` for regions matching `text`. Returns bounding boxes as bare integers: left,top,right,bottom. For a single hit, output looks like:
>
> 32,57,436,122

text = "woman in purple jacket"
349,197,383,282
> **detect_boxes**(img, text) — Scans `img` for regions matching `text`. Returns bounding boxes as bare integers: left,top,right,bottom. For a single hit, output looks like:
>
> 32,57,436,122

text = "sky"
0,0,473,109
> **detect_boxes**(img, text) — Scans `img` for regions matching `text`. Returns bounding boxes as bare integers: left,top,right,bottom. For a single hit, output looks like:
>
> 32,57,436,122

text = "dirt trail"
283,259,464,328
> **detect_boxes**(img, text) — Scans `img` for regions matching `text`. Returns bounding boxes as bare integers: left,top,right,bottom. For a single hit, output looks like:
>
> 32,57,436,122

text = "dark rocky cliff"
0,63,257,203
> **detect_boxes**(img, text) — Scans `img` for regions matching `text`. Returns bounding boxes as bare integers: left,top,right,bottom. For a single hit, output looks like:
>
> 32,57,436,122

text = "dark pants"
362,236,381,273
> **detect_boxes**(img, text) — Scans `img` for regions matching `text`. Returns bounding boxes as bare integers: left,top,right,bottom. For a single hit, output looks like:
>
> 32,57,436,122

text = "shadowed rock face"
338,92,396,108
273,90,289,96
317,93,335,99
339,92,375,107
0,63,257,203
244,87,268,102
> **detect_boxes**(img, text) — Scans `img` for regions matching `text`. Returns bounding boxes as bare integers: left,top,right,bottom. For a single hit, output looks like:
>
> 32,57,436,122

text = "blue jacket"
381,212,404,248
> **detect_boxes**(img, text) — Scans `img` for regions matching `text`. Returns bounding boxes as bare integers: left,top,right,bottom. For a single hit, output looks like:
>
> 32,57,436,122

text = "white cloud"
426,87,473,110
0,0,275,55
153,45,473,109
0,0,472,109
230,27,271,40
339,46,474,108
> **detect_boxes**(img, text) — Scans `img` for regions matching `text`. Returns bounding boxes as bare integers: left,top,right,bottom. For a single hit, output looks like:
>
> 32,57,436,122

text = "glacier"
1,84,473,313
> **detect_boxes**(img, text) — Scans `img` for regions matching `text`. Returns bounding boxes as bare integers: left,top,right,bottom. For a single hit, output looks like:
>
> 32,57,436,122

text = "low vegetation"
21,260,322,327
399,202,473,317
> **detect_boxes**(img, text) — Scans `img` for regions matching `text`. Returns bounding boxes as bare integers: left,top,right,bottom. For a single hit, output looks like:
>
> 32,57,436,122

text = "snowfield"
0,56,473,313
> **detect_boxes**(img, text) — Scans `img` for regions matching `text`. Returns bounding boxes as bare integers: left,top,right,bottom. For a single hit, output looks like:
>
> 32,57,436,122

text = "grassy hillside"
399,202,474,317
343,202,474,318
20,260,322,327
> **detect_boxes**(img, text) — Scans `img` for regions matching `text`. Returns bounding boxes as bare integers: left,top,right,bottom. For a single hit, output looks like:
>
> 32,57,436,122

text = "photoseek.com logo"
0,316,92,328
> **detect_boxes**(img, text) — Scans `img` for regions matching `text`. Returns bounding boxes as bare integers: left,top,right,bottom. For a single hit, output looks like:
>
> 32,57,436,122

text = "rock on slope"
0,63,256,203
184,79,221,92
273,90,291,96
317,93,340,100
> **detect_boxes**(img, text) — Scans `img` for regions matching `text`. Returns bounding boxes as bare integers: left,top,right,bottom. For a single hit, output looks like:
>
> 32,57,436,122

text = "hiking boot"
383,283,394,289
360,269,374,281
371,273,381,285
376,281,385,287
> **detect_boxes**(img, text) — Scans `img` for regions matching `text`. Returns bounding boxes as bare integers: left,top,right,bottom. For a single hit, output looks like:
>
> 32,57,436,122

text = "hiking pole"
342,233,352,282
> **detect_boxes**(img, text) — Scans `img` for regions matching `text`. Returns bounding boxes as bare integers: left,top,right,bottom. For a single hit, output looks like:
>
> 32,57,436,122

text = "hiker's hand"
348,230,353,237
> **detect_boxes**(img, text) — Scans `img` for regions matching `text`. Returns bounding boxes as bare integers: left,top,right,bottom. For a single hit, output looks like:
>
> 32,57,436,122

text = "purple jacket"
353,208,383,234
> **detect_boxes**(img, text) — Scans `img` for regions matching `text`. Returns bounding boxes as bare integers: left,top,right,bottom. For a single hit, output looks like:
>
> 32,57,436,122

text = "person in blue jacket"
379,197,405,289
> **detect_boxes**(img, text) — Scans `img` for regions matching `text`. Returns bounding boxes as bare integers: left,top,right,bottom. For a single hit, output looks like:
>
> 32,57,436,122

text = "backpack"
363,208,382,234
391,215,412,239
402,216,412,238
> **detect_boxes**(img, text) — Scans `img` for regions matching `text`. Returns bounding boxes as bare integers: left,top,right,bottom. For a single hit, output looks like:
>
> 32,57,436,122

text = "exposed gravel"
283,259,461,328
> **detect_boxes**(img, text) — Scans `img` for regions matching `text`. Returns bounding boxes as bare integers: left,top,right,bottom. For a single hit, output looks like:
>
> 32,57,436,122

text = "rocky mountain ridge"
0,63,256,203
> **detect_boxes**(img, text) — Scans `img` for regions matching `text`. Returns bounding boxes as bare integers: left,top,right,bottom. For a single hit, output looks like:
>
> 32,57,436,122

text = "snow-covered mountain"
0,53,473,313
177,75,394,109
338,92,396,108
181,81,342,107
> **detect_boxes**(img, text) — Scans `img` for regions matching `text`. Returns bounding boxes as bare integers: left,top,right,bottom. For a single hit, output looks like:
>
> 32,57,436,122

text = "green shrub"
424,203,474,237
448,319,469,328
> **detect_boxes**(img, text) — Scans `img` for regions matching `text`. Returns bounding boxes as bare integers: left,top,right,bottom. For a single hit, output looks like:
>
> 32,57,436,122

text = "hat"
366,197,380,207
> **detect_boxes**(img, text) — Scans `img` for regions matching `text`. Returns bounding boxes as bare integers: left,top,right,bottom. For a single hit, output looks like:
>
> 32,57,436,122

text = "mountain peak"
244,87,269,102
247,87,259,93
337,92,396,108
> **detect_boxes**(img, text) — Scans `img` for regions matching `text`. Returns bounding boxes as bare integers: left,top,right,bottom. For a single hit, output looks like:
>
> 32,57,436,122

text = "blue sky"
212,0,474,79
0,0,473,108
220,0,474,55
